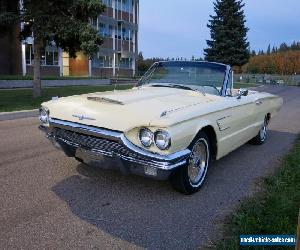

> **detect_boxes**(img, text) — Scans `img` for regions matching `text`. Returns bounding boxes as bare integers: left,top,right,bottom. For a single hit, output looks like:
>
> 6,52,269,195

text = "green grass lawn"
214,136,300,250
0,85,133,112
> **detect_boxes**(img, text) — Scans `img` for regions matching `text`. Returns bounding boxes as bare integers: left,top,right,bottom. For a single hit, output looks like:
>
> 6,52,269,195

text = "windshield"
138,61,228,96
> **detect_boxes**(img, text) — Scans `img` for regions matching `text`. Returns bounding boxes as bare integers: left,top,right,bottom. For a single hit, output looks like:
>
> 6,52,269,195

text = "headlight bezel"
39,107,49,124
139,128,154,148
154,130,171,150
138,128,171,151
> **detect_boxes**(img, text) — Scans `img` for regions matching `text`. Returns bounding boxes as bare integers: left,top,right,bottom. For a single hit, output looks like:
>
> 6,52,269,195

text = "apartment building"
0,0,139,77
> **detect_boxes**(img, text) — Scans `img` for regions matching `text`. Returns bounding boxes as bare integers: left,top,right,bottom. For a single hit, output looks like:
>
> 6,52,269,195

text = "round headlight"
139,128,154,147
154,130,171,150
39,107,49,124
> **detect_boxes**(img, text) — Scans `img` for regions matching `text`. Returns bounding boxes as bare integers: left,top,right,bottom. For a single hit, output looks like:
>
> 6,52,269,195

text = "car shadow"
51,129,296,249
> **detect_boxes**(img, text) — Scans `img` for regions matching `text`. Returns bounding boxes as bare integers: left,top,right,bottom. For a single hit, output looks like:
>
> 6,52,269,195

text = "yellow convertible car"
39,61,283,194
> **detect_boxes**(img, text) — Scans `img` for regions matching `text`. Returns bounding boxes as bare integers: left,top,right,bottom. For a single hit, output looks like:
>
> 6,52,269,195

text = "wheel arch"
189,125,218,161
266,113,271,124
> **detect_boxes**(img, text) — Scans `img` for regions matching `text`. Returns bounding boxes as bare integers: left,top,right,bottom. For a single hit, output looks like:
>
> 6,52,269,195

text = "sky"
139,0,300,59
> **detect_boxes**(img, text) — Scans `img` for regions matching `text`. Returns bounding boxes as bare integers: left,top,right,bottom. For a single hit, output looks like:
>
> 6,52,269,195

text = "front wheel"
250,117,268,145
170,132,210,194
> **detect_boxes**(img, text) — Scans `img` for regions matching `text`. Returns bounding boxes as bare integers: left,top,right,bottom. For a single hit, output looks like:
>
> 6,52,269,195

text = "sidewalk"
0,109,38,121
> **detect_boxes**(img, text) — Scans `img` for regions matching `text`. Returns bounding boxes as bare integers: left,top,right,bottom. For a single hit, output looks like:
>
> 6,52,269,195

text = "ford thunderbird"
39,61,283,194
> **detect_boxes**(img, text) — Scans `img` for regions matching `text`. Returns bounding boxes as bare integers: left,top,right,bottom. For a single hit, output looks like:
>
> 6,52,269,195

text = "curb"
0,109,39,121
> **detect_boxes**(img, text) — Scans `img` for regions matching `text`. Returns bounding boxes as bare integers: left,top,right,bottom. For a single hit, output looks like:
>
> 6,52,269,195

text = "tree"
137,52,149,75
244,51,300,75
0,0,105,97
267,44,271,55
279,43,289,52
291,41,300,51
204,0,250,67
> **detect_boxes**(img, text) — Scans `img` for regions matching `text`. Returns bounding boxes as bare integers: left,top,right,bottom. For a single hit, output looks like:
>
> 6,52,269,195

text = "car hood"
43,86,221,131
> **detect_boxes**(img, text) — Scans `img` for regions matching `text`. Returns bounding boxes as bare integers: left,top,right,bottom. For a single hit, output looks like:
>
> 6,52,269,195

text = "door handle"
255,101,263,105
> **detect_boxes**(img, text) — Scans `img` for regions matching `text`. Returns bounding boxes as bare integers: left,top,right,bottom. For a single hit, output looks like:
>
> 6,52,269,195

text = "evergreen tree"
204,0,250,66
291,41,300,50
279,43,289,52
267,44,271,55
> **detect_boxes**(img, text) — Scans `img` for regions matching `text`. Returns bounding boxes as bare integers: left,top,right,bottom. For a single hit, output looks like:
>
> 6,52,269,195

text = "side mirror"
237,88,249,99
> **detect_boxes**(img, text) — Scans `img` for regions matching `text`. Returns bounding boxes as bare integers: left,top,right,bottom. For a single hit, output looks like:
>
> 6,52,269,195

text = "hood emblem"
72,114,96,121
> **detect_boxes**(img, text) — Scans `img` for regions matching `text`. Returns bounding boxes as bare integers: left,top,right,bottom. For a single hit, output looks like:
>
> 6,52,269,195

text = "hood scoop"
87,96,124,105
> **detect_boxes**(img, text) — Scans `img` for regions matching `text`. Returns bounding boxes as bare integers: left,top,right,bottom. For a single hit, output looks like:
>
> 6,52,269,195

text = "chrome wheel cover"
187,138,209,187
260,120,267,141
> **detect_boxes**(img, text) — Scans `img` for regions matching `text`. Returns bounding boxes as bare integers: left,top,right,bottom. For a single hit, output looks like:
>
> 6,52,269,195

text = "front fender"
124,118,219,156
168,118,219,153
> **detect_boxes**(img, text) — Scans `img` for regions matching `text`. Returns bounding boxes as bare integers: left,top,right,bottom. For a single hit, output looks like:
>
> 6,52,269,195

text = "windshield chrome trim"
137,62,159,86
221,65,232,96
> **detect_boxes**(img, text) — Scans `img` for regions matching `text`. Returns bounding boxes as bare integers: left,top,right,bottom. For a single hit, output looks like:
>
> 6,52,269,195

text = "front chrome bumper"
39,118,191,180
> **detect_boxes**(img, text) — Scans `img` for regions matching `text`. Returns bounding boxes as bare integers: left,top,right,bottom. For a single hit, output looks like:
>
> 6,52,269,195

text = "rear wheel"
170,132,210,194
250,117,268,145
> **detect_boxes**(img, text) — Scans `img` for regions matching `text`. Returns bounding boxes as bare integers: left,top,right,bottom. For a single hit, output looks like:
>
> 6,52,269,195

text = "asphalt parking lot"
0,85,299,249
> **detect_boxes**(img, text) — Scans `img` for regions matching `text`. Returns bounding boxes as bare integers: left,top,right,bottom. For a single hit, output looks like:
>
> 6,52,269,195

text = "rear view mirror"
237,88,249,99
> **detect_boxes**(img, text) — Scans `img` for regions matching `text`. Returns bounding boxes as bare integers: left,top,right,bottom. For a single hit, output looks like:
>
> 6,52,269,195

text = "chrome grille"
54,128,145,160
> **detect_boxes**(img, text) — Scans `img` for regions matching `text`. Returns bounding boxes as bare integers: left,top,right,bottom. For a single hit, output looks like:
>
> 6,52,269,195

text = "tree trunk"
33,39,42,97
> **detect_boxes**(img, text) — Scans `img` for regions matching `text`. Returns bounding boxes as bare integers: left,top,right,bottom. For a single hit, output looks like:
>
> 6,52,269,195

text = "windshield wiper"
150,83,206,96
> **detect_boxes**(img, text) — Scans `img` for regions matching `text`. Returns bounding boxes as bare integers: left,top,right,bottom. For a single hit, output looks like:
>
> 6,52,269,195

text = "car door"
216,94,259,158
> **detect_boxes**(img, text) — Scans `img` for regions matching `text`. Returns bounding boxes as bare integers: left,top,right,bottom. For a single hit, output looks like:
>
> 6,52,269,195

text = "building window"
117,57,132,68
109,25,114,37
92,17,97,28
116,0,133,13
99,23,106,37
25,44,59,66
41,47,59,66
116,26,121,39
115,27,132,40
99,23,113,38
122,28,131,40
102,0,112,7
25,44,33,65
92,55,113,68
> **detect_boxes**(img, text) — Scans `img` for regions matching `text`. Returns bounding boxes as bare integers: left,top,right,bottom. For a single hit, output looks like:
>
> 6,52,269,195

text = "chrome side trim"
48,118,191,170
